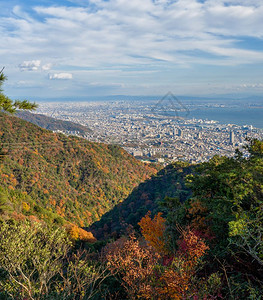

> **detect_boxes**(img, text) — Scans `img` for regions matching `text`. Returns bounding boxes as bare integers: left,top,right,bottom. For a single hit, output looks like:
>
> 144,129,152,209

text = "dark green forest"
91,161,193,239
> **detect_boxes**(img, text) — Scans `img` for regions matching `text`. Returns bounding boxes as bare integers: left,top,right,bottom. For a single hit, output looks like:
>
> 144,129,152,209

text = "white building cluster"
37,101,263,165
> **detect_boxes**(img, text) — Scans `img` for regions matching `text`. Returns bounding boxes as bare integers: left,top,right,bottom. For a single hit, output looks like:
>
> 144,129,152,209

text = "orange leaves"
157,265,190,300
27,215,40,223
1,173,8,184
49,197,56,206
9,173,17,186
78,227,96,242
56,205,65,217
138,211,209,264
11,211,26,221
135,213,210,299
32,149,39,155
18,158,24,165
66,224,96,243
104,234,160,299
138,211,167,254
104,226,210,300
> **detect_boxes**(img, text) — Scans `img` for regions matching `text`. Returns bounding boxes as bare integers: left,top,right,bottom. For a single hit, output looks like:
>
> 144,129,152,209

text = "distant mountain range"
16,111,92,135
28,94,263,103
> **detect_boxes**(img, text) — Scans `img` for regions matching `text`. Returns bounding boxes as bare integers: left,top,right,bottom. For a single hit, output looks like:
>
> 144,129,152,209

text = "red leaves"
103,234,160,299
104,213,210,299
177,227,209,265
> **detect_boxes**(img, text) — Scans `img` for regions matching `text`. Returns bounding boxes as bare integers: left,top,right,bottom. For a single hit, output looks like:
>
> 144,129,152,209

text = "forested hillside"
98,139,262,299
1,109,262,298
0,112,157,226
91,162,193,239
1,73,262,298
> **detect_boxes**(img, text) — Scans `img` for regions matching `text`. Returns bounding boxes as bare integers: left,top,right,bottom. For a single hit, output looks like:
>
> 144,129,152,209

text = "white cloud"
42,63,52,71
29,1,263,67
240,83,263,89
18,60,53,72
19,60,41,71
2,1,262,70
49,73,73,80
1,1,263,96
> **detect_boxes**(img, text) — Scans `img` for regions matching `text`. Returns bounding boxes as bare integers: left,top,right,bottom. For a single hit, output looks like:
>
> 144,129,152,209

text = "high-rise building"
230,131,235,145
178,128,182,137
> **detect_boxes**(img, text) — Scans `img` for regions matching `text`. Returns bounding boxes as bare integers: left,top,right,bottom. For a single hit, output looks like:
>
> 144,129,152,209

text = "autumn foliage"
66,224,96,242
138,211,167,254
104,234,160,299
105,212,210,300
156,227,210,299
0,111,157,227
177,227,209,265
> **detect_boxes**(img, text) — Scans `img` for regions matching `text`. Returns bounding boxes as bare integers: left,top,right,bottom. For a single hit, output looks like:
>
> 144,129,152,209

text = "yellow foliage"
22,202,30,212
68,224,79,240
138,211,167,254
78,227,96,242
66,224,96,243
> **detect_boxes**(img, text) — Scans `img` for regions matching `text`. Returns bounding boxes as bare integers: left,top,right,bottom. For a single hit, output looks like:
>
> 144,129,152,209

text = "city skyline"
1,0,263,99
34,100,263,164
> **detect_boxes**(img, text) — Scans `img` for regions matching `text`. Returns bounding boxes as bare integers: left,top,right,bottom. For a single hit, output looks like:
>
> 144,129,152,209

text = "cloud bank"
49,73,73,80
1,0,263,96
19,60,41,71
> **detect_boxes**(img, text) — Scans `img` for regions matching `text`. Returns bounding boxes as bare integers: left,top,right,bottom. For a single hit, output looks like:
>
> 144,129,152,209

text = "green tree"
0,189,13,218
0,220,109,299
0,68,37,161
228,139,263,267
163,140,263,298
0,67,37,113
0,221,71,299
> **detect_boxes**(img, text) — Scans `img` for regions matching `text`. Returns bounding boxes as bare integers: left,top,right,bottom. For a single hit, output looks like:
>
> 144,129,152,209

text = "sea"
187,107,263,129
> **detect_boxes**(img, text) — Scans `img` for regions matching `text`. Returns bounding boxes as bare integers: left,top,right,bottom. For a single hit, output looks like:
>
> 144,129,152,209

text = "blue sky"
1,0,263,99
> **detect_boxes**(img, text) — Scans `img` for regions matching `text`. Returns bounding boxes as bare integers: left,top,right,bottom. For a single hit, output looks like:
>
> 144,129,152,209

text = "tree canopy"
0,68,37,113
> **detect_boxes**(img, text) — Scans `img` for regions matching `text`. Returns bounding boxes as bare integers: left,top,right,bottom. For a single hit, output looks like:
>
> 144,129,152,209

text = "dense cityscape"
36,99,263,164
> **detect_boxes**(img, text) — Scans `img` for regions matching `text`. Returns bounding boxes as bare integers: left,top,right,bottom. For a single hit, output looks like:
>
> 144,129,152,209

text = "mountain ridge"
16,110,92,135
